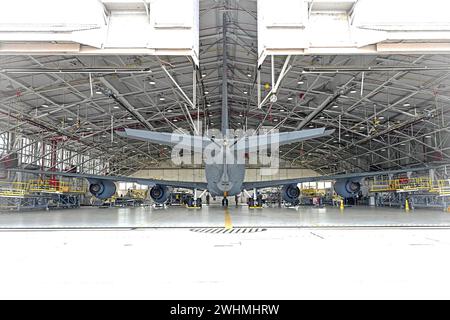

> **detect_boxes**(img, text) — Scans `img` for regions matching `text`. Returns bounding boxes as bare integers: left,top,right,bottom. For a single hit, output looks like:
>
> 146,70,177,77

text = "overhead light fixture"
345,134,350,137
127,117,132,120
42,104,49,108
309,125,314,128
96,90,103,95
173,119,178,122
167,109,173,113
207,104,211,107
280,109,285,112
204,91,209,95
243,91,248,95
378,116,385,120
149,80,156,85
298,81,304,85
67,117,73,121
403,103,411,107
239,114,243,117
319,116,325,119
247,73,252,78
332,105,339,108
350,90,357,94
202,74,206,78
274,119,279,122
288,97,293,101
113,106,120,109
425,135,432,139
159,97,165,101
360,127,366,130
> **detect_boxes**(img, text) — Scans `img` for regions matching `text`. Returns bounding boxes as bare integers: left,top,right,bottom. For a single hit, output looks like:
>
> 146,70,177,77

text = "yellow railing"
0,180,87,197
370,177,450,196
300,188,326,197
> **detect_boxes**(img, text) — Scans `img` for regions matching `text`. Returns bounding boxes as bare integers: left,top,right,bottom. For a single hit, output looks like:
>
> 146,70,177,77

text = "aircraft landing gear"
222,198,229,207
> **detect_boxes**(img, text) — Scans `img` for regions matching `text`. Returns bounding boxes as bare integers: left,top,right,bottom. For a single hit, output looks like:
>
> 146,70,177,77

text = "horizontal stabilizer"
235,128,335,152
117,129,213,149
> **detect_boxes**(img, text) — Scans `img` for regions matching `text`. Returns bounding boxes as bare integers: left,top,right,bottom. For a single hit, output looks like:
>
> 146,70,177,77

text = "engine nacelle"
88,179,117,199
334,179,361,198
282,184,301,204
150,185,172,204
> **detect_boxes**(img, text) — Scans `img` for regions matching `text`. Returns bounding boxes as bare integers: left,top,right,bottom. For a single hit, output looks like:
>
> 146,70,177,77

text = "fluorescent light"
288,97,293,101
159,97,165,101
96,91,102,95
247,74,252,78
42,104,49,108
319,116,325,119
403,103,411,107
298,81,304,85
425,135,432,139
204,91,209,95
167,109,173,113
67,118,73,121
173,119,178,122
274,119,279,122
149,81,156,85
127,117,132,120
378,116,385,120
243,91,248,95
202,74,206,78
350,90,357,94
239,114,243,117
332,105,339,108
280,109,285,112
113,106,120,109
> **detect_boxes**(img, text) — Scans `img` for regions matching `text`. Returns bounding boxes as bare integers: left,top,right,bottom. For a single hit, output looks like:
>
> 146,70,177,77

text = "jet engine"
88,179,117,199
334,179,361,198
150,185,172,204
282,184,301,204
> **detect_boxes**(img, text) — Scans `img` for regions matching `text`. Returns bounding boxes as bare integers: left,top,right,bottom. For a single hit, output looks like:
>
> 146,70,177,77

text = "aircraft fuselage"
205,163,245,197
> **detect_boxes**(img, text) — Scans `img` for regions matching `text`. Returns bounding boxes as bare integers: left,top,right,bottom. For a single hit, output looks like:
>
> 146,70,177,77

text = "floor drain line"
190,228,267,234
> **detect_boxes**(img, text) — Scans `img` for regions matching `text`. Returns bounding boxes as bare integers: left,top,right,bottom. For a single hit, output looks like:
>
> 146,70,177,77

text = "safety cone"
340,200,345,211
405,199,410,212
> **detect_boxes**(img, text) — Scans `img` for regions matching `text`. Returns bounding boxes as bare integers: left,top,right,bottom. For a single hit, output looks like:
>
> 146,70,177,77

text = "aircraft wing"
9,169,208,190
242,166,436,190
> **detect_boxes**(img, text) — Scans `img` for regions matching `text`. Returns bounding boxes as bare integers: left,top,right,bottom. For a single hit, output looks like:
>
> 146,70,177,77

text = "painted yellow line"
224,209,233,230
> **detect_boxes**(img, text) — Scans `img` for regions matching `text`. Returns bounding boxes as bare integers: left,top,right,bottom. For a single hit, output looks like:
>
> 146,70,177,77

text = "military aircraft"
7,16,438,207
9,93,436,207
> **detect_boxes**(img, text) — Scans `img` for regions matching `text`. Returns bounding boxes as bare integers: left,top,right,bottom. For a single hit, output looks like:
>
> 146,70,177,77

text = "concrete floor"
0,205,450,229
1,205,450,299
1,227,450,299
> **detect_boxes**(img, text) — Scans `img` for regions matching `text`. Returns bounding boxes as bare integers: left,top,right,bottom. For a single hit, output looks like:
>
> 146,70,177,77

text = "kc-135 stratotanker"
8,14,437,207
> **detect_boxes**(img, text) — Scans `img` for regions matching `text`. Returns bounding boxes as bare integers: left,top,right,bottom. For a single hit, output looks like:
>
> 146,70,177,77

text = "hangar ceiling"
0,0,449,176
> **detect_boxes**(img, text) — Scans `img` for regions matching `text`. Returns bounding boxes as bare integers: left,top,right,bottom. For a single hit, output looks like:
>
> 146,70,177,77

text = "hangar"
0,0,449,299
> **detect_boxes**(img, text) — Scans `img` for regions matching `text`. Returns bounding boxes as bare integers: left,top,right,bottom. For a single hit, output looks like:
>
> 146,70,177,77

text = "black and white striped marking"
190,227,267,234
